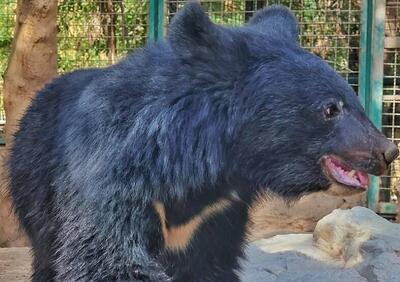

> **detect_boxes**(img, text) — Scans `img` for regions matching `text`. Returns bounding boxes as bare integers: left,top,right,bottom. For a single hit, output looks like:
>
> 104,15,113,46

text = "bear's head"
167,3,398,198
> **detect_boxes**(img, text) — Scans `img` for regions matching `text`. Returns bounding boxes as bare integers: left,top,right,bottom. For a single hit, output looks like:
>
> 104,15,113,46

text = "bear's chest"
153,191,251,281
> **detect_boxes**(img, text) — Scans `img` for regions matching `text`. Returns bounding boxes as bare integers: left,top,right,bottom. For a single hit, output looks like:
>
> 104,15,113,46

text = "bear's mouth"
321,155,369,190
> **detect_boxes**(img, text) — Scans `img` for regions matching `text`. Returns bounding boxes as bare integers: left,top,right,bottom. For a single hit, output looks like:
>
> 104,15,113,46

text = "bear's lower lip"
321,155,369,190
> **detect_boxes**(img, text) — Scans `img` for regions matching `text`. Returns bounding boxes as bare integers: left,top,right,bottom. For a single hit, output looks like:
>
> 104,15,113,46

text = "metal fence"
57,0,149,72
1,0,400,214
381,0,400,211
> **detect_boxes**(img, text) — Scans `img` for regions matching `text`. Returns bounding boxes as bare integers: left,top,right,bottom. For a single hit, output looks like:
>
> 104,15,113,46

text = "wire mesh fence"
57,0,149,72
381,0,400,204
0,1,150,75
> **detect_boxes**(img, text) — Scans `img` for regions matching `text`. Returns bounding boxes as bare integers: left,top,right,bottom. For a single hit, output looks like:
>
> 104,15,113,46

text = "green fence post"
359,0,386,212
358,0,372,110
148,0,165,42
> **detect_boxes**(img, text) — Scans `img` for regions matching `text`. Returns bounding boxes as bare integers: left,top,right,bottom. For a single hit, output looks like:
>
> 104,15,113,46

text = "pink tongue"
328,160,369,189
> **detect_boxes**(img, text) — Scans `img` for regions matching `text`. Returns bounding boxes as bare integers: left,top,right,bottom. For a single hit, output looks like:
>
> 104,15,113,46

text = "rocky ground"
241,207,400,281
0,206,399,281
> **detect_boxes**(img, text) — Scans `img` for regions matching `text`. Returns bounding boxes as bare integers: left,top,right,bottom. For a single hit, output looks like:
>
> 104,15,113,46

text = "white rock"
313,206,400,266
241,207,400,282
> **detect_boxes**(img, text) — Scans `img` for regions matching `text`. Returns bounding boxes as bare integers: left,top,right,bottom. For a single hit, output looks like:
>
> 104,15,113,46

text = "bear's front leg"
53,198,169,281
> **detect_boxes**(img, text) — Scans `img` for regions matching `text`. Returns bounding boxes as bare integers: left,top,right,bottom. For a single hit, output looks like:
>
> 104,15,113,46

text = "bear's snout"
383,142,399,165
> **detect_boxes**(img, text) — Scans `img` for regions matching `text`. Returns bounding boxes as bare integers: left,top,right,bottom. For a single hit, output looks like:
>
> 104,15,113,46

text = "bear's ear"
248,5,299,43
168,2,220,57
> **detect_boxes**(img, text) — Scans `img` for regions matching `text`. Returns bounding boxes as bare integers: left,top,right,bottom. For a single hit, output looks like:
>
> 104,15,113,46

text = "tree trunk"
100,0,117,64
0,0,58,247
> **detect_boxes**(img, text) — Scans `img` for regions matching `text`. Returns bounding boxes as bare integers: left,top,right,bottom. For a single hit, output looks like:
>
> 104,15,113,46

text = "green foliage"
0,1,15,67
0,1,16,123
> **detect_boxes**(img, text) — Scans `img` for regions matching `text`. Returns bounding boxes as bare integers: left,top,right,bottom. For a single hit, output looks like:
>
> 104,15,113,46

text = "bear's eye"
323,103,341,119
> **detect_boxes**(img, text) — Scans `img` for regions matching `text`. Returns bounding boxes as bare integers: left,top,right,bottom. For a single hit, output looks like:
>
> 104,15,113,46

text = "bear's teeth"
347,170,356,178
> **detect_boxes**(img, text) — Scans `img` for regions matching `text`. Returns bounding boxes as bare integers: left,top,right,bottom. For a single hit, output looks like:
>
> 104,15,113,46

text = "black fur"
9,3,390,281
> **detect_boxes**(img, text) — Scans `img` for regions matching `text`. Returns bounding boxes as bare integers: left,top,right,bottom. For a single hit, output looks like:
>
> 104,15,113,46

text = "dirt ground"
0,247,31,282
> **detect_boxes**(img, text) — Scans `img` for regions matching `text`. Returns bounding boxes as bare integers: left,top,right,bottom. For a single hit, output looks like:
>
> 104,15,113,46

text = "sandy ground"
0,247,31,282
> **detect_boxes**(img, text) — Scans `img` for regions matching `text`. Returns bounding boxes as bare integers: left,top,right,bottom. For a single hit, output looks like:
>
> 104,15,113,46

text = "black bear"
9,3,398,282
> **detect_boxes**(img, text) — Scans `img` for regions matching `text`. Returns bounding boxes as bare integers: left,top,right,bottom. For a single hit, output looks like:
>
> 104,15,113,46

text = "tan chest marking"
154,198,233,252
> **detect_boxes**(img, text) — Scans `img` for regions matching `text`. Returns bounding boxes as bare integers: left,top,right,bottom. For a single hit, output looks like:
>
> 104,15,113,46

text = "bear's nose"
384,143,399,164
